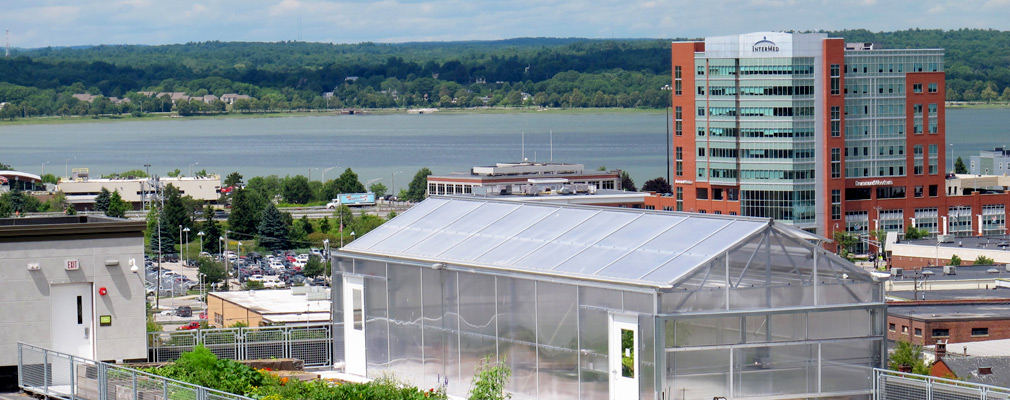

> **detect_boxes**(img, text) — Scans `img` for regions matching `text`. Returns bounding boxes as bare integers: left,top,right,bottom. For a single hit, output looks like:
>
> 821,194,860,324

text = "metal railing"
148,322,334,367
18,342,252,400
875,368,1010,400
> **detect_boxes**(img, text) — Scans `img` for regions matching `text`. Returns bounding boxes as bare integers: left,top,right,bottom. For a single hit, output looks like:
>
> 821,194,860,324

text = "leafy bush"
950,254,962,266
975,255,995,265
888,340,931,375
468,356,512,400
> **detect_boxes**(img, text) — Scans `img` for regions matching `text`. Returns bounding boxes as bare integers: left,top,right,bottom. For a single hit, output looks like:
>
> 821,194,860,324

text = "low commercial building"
888,236,1010,269
0,170,44,192
887,300,1010,346
427,162,623,196
333,197,885,399
970,147,1010,176
0,215,147,382
206,287,330,327
58,175,222,210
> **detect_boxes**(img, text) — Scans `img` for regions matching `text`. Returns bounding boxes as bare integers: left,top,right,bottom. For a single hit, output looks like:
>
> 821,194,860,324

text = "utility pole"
5,29,10,58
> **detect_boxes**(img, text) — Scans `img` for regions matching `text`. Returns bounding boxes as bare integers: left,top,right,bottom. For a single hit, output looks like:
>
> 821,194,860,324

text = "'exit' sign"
65,259,80,271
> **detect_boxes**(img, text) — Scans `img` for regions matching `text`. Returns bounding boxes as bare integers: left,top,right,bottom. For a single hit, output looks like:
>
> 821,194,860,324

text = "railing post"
133,369,139,400
97,362,107,400
17,343,23,389
43,348,49,395
69,356,76,400
163,376,169,400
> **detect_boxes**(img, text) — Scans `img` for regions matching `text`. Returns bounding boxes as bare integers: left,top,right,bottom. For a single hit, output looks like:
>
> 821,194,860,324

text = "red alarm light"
98,287,108,296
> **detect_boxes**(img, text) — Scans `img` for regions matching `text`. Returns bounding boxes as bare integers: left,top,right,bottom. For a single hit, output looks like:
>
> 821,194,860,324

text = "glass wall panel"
661,287,727,313
365,275,389,370
623,291,654,314
733,344,816,397
423,326,450,386
386,321,423,383
581,286,622,310
638,315,656,400
459,273,497,336
579,306,609,399
500,341,538,399
537,347,579,398
388,264,421,324
820,340,877,394
809,309,871,339
668,349,731,399
459,333,498,393
769,312,806,342
537,282,578,350
668,317,740,347
355,259,387,278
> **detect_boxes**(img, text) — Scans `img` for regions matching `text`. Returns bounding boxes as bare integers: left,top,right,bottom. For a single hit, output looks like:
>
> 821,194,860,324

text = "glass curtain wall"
335,257,658,400
657,227,883,399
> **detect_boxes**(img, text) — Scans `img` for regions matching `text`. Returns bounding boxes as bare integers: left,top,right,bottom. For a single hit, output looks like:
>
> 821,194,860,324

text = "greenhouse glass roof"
342,197,806,288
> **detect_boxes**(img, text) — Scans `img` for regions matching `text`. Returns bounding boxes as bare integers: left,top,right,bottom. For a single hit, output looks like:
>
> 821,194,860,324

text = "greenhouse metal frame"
331,197,886,399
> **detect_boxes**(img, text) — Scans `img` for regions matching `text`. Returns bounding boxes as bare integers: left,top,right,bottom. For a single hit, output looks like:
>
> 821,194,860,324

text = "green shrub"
468,356,512,400
949,254,962,266
975,255,995,265
139,345,265,395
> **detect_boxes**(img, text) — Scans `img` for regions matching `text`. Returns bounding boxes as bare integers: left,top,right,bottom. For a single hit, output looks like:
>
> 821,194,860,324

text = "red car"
199,312,208,320
177,322,201,330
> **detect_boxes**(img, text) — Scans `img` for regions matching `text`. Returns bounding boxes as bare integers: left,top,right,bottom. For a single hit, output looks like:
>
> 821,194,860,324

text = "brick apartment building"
887,300,1010,346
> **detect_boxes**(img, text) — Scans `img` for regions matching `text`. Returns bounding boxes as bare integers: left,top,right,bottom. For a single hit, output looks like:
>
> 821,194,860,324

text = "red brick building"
887,300,1010,346
647,32,1010,252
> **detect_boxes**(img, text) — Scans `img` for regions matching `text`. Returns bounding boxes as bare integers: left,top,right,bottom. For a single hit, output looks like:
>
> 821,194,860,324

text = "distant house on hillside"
220,93,251,104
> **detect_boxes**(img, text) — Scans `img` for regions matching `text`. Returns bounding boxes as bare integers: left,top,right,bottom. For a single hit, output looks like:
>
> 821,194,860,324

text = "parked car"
175,306,193,318
177,322,201,330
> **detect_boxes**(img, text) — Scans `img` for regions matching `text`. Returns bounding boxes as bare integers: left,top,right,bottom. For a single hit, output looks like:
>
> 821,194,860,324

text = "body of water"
1,108,1007,193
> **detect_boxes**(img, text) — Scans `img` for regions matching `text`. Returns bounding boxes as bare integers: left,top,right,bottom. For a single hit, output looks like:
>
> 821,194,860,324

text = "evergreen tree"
299,215,314,234
319,216,331,233
281,175,312,204
199,205,222,255
105,191,130,218
149,209,177,257
620,171,637,192
227,188,260,235
641,177,672,194
223,172,244,188
161,184,191,243
257,203,290,251
404,167,432,202
94,187,112,212
302,255,324,277
954,157,968,174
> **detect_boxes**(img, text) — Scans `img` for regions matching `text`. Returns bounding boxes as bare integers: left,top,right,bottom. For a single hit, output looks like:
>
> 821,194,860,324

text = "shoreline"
0,107,662,126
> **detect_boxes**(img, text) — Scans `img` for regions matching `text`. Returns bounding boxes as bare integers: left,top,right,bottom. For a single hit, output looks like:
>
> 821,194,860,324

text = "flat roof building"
649,32,1010,255
427,162,623,196
970,147,1010,176
206,287,330,328
0,215,147,384
332,197,885,399
888,300,1010,346
58,175,222,210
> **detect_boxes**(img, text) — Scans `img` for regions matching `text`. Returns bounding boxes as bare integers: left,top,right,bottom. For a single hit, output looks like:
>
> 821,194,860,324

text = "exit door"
50,283,95,359
609,314,639,400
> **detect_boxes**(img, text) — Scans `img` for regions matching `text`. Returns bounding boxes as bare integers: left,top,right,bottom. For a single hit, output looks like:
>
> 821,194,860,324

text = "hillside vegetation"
0,30,1008,120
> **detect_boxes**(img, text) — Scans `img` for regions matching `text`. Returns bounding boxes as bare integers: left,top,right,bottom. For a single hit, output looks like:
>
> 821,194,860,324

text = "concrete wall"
206,293,264,327
0,234,146,365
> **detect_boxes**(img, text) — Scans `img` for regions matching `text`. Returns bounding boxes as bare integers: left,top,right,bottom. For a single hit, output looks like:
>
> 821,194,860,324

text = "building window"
214,313,223,326
913,104,922,114
830,64,840,95
831,189,841,220
914,186,923,197
902,326,909,334
928,83,938,93
913,83,923,93
888,323,896,331
675,146,683,176
929,185,938,197
675,81,682,96
914,328,923,337
674,106,682,136
697,107,705,116
696,188,708,200
830,106,841,137
972,327,989,336
932,329,949,337
831,148,841,178
697,65,704,75
698,148,706,157
675,66,682,79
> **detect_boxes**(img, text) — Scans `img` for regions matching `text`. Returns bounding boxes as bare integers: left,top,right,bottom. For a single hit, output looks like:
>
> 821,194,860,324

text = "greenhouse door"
609,314,639,400
343,276,366,376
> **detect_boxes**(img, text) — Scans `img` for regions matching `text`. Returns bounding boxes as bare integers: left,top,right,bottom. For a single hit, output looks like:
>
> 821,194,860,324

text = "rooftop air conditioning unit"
890,268,903,277
943,265,957,275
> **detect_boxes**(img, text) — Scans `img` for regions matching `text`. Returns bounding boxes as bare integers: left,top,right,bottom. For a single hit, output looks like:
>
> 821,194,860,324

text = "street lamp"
661,84,673,186
949,143,954,173
366,177,382,193
183,227,191,266
64,156,76,181
189,162,199,177
197,231,205,255
41,161,50,177
321,166,340,183
391,170,404,199
308,168,318,181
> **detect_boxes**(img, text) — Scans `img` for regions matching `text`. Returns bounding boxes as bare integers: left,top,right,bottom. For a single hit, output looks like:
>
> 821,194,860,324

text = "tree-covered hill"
1,29,1009,121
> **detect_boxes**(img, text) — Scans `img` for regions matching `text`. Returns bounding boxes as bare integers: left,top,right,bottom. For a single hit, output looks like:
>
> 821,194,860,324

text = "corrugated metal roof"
340,197,791,288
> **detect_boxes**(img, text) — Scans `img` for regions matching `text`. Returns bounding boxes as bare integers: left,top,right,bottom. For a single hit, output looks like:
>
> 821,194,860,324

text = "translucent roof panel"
341,197,783,288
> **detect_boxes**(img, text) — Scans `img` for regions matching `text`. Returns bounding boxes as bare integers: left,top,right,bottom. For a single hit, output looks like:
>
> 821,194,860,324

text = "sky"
3,0,1010,48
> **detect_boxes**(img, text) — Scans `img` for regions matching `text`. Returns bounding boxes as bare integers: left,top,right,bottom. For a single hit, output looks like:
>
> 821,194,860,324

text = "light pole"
949,143,954,173
322,166,340,183
237,242,243,284
198,231,205,255
41,161,50,177
64,156,76,181
391,170,404,199
183,227,191,266
366,177,382,193
189,162,199,177
308,168,318,181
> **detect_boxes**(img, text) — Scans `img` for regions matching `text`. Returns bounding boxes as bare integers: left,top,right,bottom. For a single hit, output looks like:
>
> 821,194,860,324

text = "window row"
705,85,815,96
703,107,815,117
703,127,815,138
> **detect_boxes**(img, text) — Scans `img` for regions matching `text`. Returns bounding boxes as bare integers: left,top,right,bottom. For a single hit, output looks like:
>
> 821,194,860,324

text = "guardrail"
18,342,252,400
148,322,334,367
874,368,1010,400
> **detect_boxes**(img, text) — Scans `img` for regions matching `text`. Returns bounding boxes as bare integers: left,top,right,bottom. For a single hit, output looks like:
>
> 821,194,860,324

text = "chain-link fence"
148,322,333,367
875,368,1010,400
18,342,253,400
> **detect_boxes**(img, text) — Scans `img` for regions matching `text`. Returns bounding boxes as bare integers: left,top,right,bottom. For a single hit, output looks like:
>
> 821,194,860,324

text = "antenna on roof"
5,29,9,58
550,130,553,162
521,131,525,162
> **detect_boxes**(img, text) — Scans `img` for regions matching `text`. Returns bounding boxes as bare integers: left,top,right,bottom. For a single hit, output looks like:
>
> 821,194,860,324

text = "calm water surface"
1,108,1007,191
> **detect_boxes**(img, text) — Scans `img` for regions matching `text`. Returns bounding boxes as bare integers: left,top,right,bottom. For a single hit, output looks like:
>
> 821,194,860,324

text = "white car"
263,276,285,289
325,199,341,209
295,254,309,262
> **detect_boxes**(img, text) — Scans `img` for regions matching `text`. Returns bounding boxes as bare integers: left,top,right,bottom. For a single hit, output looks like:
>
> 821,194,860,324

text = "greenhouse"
331,197,886,399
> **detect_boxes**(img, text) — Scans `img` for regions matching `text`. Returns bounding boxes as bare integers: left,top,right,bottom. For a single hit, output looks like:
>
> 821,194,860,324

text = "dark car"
175,306,193,318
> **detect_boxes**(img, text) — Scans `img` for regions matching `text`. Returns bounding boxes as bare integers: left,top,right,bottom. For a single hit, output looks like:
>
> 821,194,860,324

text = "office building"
970,147,1010,176
647,32,1009,251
